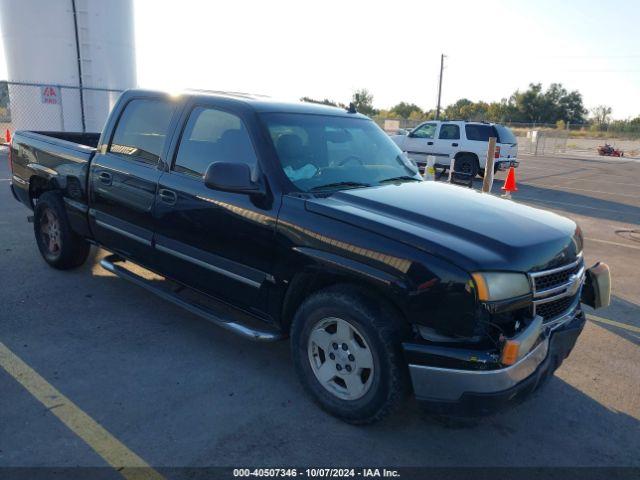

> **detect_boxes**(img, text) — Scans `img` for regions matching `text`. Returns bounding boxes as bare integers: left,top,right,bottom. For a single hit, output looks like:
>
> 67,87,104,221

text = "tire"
34,191,91,270
290,285,410,424
455,154,479,178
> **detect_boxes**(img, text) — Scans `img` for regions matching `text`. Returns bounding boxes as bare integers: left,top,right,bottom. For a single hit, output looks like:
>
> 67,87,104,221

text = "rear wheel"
455,154,479,178
291,286,410,424
34,192,91,269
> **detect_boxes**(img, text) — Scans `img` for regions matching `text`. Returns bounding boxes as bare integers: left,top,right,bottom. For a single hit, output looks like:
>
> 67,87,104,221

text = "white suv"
390,121,519,177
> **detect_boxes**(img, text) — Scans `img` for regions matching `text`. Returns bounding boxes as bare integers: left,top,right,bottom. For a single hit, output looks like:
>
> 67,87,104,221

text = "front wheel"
291,286,409,424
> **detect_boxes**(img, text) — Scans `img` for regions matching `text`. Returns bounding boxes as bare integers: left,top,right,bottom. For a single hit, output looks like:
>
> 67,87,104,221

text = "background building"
0,0,136,133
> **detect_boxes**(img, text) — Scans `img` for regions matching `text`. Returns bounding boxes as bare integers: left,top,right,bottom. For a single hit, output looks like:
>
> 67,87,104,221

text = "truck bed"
27,131,101,149
9,130,101,238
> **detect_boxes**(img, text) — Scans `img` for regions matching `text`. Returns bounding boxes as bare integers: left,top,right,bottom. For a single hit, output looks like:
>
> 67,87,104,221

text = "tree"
351,89,377,116
486,99,514,122
408,110,425,121
390,102,423,119
556,89,586,124
508,83,586,124
591,105,612,127
510,83,546,123
443,98,474,119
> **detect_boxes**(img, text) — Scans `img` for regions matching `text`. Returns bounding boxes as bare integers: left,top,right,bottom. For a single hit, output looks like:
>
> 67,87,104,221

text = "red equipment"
597,144,624,157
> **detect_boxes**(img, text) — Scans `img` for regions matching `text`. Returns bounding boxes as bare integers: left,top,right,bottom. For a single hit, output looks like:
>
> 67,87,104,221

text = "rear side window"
109,99,174,164
173,107,258,177
411,123,437,139
465,124,495,141
494,124,517,144
438,124,460,140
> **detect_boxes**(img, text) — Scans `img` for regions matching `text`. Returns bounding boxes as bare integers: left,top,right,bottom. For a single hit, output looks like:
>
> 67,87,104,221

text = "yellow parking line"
0,342,165,480
587,315,640,333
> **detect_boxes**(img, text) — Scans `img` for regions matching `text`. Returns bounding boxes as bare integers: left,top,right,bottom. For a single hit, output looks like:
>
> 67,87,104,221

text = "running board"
99,254,285,342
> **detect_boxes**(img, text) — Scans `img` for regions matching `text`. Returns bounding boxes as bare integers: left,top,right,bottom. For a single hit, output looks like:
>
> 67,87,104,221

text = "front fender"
273,195,478,337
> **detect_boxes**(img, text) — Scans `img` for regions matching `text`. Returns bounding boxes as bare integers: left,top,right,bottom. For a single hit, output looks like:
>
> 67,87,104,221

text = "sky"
2,0,640,119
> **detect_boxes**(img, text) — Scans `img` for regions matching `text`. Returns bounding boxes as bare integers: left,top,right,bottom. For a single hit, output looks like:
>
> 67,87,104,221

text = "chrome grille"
529,253,584,325
533,260,583,292
535,296,575,321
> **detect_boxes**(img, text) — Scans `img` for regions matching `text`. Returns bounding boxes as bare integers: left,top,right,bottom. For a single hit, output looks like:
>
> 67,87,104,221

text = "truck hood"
305,181,582,273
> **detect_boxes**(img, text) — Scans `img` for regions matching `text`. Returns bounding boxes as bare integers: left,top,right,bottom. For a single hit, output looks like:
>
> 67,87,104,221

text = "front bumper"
406,308,585,416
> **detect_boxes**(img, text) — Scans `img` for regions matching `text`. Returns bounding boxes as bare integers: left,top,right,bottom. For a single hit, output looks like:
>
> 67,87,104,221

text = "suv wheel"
34,192,91,270
455,154,479,178
291,286,409,424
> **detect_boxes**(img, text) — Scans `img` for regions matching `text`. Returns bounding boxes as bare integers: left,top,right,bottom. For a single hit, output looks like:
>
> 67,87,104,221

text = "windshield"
261,113,421,192
495,124,517,144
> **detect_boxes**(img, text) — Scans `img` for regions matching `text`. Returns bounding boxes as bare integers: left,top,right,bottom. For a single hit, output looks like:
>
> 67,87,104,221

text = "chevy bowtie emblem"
566,274,581,296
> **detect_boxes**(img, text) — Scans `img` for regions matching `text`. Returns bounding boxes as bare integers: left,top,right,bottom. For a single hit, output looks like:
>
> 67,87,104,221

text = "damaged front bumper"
405,309,584,415
403,262,610,416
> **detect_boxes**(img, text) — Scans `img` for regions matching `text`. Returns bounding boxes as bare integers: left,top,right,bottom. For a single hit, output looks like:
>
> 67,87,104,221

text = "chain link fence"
0,81,124,139
505,122,640,157
517,129,569,156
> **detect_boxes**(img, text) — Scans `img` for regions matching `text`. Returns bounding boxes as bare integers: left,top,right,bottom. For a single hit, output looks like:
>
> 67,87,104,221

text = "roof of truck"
128,88,370,119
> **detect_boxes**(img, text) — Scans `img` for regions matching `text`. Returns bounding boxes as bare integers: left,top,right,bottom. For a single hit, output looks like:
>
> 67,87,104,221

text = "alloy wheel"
40,208,61,255
307,317,375,400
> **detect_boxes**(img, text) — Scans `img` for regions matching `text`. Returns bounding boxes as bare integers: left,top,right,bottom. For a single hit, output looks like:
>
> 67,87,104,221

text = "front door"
152,103,278,313
89,96,177,266
402,122,439,167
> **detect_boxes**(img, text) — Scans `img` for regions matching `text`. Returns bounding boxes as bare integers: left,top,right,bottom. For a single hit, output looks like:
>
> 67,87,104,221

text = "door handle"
158,188,177,205
98,171,112,184
427,141,434,145
452,142,459,147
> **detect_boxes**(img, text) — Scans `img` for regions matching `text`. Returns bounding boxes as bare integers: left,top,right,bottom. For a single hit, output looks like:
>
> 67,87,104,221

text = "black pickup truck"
8,89,611,423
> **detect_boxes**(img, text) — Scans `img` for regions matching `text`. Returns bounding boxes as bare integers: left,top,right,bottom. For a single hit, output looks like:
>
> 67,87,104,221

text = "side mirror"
204,162,260,194
407,131,416,138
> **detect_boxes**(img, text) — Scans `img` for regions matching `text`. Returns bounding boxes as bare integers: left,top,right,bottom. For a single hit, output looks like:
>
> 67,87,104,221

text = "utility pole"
436,53,445,120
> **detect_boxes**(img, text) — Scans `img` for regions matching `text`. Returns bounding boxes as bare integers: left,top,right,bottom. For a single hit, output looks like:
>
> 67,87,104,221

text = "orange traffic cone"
4,129,10,144
501,166,517,198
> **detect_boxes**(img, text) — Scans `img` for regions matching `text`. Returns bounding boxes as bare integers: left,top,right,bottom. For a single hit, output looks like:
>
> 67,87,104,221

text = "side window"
465,124,494,141
438,124,460,140
109,99,174,164
411,123,437,139
174,107,258,177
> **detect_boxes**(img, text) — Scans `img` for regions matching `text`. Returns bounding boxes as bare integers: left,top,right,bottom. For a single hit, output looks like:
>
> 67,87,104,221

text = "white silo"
0,0,136,133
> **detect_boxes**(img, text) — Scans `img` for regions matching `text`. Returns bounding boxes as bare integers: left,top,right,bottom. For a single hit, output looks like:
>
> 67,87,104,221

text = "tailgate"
498,142,518,159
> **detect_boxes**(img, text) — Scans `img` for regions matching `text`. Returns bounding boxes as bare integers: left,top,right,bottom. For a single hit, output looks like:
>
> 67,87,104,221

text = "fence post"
59,88,65,131
482,137,497,193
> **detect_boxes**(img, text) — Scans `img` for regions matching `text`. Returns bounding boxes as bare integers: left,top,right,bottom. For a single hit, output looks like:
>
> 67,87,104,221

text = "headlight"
471,272,531,302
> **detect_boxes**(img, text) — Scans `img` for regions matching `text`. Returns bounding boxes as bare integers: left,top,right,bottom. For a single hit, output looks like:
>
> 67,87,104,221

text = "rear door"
463,123,495,168
89,95,178,266
152,100,277,311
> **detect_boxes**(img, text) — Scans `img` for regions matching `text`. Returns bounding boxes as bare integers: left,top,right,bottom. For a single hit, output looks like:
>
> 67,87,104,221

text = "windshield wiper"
309,181,371,192
378,175,422,184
